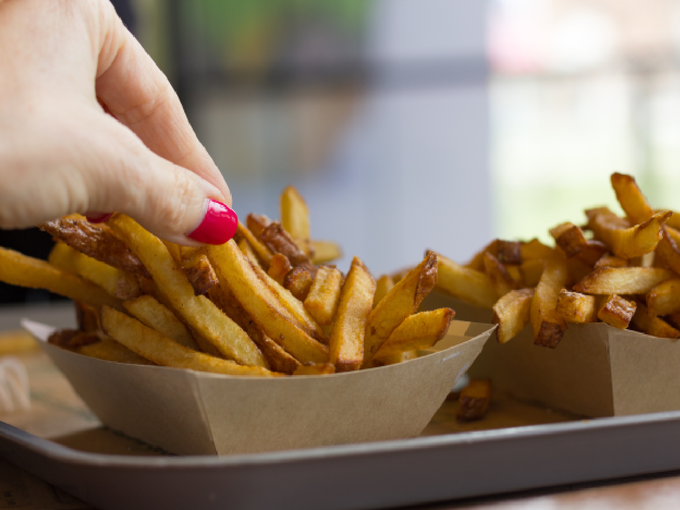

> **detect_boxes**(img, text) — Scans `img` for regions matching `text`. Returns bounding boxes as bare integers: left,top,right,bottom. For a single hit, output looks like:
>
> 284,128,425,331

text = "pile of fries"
0,187,455,376
430,172,680,346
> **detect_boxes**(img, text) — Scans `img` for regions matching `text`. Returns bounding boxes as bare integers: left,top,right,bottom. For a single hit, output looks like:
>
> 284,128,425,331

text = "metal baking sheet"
3,304,680,510
4,409,680,510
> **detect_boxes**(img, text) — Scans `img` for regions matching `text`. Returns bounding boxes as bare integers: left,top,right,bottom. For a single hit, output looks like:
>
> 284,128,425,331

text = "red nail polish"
85,213,113,223
187,199,238,245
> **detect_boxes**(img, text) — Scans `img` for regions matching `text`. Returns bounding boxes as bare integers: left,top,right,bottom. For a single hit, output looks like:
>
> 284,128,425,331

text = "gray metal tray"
3,410,680,510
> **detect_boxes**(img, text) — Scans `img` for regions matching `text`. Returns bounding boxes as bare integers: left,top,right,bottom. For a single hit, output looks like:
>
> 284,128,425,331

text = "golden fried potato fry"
39,215,149,277
207,240,329,363
520,258,544,287
464,239,498,271
555,289,598,323
483,252,519,298
280,185,312,256
179,248,218,296
492,288,534,344
611,173,654,223
435,252,497,308
236,221,272,268
329,257,375,371
162,240,183,266
520,238,558,260
123,295,199,351
284,267,313,301
78,336,155,365
259,221,317,276
373,275,395,308
573,267,674,295
589,209,670,259
496,240,522,265
550,222,588,258
101,307,279,376
293,363,336,376
457,379,492,422
531,258,568,348
372,308,454,363
0,246,123,311
237,238,263,269
267,253,292,286
631,302,680,339
108,214,267,367
364,252,437,364
303,265,343,326
310,240,342,265
49,242,141,300
575,240,609,267
646,278,680,317
597,295,636,329
594,254,628,269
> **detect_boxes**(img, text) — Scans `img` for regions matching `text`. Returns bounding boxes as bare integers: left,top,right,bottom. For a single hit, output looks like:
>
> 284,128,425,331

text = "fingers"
94,3,231,206
0,111,236,245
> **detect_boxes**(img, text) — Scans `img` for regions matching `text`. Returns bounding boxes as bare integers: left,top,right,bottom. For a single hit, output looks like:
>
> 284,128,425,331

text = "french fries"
329,257,375,372
4,186,456,378
456,379,492,422
442,172,680,345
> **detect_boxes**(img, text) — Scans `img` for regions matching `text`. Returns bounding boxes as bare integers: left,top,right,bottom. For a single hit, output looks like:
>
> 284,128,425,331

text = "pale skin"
0,0,231,244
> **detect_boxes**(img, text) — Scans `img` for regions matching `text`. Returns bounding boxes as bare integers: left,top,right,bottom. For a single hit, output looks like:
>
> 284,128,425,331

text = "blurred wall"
183,0,490,274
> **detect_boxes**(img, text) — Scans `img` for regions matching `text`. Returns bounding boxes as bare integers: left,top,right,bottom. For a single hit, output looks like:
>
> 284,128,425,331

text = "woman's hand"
0,0,236,245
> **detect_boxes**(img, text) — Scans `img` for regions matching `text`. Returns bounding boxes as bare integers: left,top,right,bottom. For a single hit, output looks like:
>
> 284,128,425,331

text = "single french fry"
162,240,183,266
520,258,544,287
259,221,317,276
77,337,155,365
646,278,680,317
610,173,654,223
207,240,329,363
573,267,674,295
310,240,342,265
208,283,300,374
597,295,636,329
483,252,518,298
48,242,141,300
594,254,628,269
237,221,272,268
492,288,534,344
435,252,497,308
284,267,313,301
631,302,680,339
520,238,558,260
280,185,311,255
108,214,267,367
101,307,279,376
496,240,522,265
464,239,498,271
576,240,609,267
329,257,375,371
555,289,598,323
591,210,670,259
372,308,454,362
373,275,395,308
38,215,149,277
293,363,336,376
504,264,524,287
303,265,343,326
550,223,588,258
457,379,492,422
237,238,263,269
531,258,568,348
364,252,438,364
267,253,292,286
0,246,123,311
123,295,199,351
179,248,218,296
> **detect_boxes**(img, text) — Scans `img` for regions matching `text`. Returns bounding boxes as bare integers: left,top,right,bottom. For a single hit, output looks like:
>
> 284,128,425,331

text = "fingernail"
186,199,238,245
85,213,113,223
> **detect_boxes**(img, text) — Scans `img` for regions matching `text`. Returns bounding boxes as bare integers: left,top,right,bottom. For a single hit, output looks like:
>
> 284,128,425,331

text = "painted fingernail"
186,199,238,245
85,213,113,223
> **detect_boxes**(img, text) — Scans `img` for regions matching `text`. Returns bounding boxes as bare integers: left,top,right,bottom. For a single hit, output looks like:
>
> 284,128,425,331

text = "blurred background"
3,0,680,303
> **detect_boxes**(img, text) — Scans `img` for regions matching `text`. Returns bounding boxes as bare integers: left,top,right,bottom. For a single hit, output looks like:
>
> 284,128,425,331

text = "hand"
0,0,236,245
